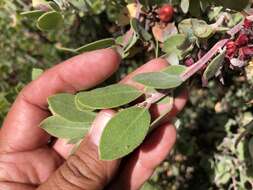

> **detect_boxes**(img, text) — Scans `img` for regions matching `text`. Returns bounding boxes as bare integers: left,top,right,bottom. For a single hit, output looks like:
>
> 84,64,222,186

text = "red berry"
226,41,237,58
158,4,174,22
235,34,249,46
244,18,253,29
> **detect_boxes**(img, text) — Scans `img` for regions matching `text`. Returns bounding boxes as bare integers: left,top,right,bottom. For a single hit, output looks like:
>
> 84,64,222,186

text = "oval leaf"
163,65,187,75
75,97,95,112
99,107,151,160
37,11,63,31
181,0,190,13
191,19,213,39
48,93,96,122
76,84,143,109
133,72,183,89
41,116,90,139
76,38,115,53
123,31,139,53
203,50,225,80
162,34,186,57
178,19,196,42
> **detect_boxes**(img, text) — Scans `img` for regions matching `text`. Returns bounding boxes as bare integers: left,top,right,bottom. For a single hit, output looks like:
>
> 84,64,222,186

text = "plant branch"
137,90,168,109
180,39,229,81
227,20,244,37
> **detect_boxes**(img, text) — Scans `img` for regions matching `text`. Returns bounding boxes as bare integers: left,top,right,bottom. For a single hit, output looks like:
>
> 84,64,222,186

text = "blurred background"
1,0,253,189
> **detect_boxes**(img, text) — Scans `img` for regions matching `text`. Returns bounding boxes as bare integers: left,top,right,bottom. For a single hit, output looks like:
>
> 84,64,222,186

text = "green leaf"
133,72,183,89
208,6,223,21
124,32,139,53
99,107,151,160
203,50,225,80
150,95,173,129
123,19,140,53
227,12,244,28
191,19,213,39
162,34,186,58
41,115,90,139
75,97,95,112
135,74,180,90
55,46,77,53
76,38,115,53
180,0,190,14
31,68,43,80
178,19,196,43
76,84,143,109
163,65,187,75
131,18,152,41
20,10,45,19
130,18,139,34
48,93,96,122
165,53,180,65
37,11,63,31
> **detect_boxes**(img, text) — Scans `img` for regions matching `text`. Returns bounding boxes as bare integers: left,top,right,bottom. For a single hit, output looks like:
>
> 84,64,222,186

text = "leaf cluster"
32,0,253,161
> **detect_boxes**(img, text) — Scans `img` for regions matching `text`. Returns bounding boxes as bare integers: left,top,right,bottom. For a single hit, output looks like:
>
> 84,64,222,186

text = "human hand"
0,49,187,190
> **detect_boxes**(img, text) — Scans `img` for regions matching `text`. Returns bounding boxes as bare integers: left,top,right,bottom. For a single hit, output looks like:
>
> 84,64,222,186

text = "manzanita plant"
21,0,253,161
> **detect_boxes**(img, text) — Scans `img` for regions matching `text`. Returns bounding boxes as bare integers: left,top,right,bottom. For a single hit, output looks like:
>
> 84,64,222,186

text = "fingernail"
89,110,115,146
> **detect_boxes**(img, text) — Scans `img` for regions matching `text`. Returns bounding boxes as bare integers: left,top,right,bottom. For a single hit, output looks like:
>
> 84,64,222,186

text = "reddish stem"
138,90,168,109
180,39,229,81
227,20,244,37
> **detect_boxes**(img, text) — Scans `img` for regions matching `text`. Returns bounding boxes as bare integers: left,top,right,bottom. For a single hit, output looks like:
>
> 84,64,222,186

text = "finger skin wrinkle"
65,154,93,181
53,153,105,190
58,168,84,190
0,181,37,190
55,71,78,93
0,160,30,184
19,92,49,112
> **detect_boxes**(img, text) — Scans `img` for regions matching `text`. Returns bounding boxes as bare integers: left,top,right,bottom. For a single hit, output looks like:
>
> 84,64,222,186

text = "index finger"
0,49,120,153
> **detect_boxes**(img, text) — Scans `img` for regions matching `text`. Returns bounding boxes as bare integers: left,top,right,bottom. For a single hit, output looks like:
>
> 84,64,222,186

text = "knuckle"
58,153,106,190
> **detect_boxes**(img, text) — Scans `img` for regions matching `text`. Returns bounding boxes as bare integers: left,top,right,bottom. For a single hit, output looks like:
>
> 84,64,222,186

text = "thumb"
38,110,120,190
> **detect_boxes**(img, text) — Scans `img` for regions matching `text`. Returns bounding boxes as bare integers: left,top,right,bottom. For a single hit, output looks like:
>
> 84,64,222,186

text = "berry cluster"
226,19,253,67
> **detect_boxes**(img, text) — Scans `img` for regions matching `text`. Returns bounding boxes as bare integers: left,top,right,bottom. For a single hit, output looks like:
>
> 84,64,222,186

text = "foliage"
0,0,62,122
1,0,253,189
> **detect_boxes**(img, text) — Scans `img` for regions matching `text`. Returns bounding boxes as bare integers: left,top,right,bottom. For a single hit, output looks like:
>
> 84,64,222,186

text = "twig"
211,13,229,29
227,20,244,37
180,39,229,81
137,90,168,109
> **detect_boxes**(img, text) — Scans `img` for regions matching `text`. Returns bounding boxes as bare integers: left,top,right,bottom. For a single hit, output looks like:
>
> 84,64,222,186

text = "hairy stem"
180,39,229,81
